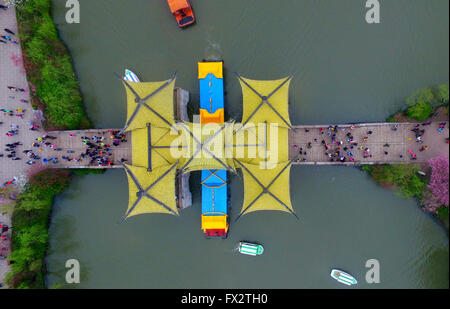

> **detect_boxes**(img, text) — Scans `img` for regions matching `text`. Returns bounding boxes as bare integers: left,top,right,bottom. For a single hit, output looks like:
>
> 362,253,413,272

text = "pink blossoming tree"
425,155,449,212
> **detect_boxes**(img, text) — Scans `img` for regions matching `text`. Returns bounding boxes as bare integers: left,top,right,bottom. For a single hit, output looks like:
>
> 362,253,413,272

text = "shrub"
6,169,71,289
424,155,449,213
435,83,449,105
407,101,433,121
365,164,425,199
16,0,91,130
406,88,435,107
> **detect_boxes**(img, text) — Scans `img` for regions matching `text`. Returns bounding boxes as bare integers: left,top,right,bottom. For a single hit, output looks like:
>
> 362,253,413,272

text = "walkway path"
0,1,43,187
24,120,448,169
0,1,38,287
289,119,449,165
45,129,132,168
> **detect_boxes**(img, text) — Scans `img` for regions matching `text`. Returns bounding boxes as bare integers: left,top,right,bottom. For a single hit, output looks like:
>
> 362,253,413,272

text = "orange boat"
167,0,195,28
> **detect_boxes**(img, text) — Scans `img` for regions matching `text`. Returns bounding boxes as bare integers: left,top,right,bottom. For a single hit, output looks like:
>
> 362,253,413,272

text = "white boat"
330,269,357,286
238,242,264,256
124,69,140,83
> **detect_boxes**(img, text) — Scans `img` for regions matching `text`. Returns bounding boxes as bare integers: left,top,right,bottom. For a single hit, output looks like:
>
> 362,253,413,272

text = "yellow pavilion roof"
123,163,179,218
120,71,298,222
175,121,236,173
121,74,176,132
237,74,294,129
234,160,297,220
132,124,186,171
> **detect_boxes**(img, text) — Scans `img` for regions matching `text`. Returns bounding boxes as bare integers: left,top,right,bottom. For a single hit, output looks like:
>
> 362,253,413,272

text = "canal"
45,0,448,288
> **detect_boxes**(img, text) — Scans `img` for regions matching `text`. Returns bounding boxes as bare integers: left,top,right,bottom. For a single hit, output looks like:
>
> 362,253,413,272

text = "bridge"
289,121,448,165
43,120,448,169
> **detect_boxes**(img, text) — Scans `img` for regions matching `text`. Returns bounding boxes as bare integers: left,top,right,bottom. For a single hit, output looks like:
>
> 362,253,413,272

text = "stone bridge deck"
289,121,449,165
44,129,132,168
42,121,449,169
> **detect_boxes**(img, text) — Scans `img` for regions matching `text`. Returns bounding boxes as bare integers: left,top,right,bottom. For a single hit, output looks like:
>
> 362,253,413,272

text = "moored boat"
330,269,357,286
167,0,195,28
238,242,264,256
124,69,140,83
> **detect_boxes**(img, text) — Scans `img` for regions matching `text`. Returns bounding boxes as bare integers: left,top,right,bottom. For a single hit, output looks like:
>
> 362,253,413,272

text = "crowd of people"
1,128,129,179
57,130,128,167
293,121,448,164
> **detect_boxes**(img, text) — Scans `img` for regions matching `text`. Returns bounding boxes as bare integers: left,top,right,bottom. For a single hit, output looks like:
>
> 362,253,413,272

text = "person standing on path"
4,29,15,35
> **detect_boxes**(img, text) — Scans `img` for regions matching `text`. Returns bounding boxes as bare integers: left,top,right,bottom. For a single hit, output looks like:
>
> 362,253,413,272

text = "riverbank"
387,84,449,123
364,86,449,229
15,0,91,130
4,169,71,288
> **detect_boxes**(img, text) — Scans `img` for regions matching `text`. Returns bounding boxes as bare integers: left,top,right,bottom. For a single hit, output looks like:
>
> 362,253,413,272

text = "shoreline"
362,106,449,230
15,0,91,130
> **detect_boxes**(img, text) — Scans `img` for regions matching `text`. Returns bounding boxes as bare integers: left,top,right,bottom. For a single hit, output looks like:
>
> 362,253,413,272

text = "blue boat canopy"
201,169,227,215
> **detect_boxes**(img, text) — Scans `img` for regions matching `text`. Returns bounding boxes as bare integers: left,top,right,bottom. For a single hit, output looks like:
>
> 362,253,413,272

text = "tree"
5,0,30,7
407,101,433,121
435,83,449,104
426,155,449,211
405,87,435,121
406,88,435,107
368,164,425,199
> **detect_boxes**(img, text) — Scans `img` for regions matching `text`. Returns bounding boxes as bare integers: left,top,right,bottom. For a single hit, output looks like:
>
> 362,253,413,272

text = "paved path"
0,2,43,186
45,129,131,168
289,120,449,165
0,1,36,288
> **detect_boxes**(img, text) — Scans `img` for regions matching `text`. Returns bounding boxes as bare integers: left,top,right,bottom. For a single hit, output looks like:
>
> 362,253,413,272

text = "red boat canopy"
167,0,189,13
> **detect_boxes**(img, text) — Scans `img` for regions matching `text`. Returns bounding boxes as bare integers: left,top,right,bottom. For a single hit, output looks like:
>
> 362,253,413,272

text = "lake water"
45,0,448,288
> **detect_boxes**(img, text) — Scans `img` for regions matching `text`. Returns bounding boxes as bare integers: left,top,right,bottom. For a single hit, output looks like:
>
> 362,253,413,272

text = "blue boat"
198,61,228,238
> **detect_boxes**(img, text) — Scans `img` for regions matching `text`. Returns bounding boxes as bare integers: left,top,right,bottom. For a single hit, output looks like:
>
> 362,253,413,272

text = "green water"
45,0,448,288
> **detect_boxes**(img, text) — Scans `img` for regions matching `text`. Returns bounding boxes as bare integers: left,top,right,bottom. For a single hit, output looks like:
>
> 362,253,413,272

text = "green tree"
368,164,425,199
406,88,435,106
407,101,433,121
15,190,50,211
405,87,435,121
435,83,449,104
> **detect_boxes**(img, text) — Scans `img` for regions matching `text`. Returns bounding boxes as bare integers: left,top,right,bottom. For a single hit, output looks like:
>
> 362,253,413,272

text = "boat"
124,69,140,83
238,242,264,256
167,0,195,28
330,269,357,286
199,61,228,239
